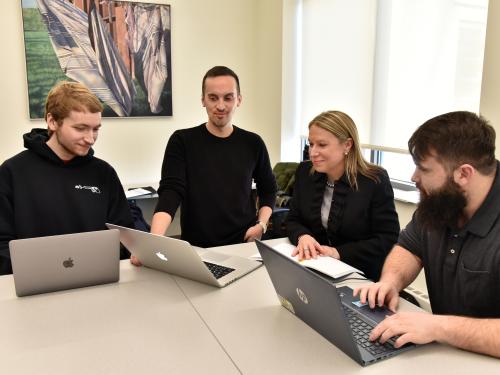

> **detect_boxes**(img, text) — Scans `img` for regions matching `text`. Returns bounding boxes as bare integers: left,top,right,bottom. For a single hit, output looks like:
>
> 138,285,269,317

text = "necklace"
326,180,335,189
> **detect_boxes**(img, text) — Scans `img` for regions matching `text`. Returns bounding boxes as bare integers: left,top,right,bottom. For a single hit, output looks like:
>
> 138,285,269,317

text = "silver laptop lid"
107,223,261,287
9,229,120,297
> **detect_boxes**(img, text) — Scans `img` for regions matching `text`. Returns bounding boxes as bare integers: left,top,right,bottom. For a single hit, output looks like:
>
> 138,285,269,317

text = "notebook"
251,242,362,279
106,223,261,287
255,240,418,366
9,229,120,297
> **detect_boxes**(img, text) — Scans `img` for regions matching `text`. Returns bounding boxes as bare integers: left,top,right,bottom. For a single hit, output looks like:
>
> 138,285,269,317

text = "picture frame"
21,0,172,118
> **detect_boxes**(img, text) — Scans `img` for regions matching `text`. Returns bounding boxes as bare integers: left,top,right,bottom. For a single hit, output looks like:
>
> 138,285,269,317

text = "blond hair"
309,110,382,190
45,81,103,136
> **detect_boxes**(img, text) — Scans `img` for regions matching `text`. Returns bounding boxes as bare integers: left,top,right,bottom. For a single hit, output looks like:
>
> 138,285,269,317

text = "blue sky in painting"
22,0,38,8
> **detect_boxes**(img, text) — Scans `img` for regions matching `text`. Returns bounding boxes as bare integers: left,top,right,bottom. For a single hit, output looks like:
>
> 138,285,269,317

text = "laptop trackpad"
338,286,392,324
201,252,231,263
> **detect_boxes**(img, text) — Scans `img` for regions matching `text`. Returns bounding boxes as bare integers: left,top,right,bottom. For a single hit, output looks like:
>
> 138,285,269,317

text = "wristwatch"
256,220,267,234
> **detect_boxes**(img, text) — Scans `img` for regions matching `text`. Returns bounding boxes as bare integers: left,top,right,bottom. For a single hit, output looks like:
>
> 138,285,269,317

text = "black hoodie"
0,128,133,275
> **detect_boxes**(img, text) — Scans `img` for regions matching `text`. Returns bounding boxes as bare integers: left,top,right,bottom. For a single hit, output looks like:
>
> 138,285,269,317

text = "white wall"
0,0,283,185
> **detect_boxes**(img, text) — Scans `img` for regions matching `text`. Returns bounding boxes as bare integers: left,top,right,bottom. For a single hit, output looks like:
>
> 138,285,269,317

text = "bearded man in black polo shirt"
355,111,500,358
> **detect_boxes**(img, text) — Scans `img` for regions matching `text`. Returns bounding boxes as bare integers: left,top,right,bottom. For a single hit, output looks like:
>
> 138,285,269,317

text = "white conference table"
175,239,500,375
1,238,499,374
0,263,239,374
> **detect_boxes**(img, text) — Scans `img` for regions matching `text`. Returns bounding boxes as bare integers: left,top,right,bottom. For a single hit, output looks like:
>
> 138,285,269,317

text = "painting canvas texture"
22,0,172,118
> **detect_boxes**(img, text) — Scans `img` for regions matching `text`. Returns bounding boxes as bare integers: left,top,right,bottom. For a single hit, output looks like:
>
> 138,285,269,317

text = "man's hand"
370,311,442,347
353,281,400,312
130,255,142,267
244,224,263,242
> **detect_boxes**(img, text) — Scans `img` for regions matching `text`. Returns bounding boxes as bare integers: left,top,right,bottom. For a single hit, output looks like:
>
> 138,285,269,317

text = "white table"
176,239,500,374
0,264,239,374
1,238,499,374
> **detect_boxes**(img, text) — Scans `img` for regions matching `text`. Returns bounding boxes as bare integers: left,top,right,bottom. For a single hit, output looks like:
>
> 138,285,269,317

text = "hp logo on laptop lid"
296,288,309,304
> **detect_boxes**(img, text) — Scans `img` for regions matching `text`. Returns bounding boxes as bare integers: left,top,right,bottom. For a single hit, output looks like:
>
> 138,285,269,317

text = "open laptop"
255,240,417,366
106,223,262,287
9,229,120,297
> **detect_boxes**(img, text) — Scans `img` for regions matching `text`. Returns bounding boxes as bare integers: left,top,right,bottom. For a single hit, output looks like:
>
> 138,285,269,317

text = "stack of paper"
125,187,156,199
252,243,363,279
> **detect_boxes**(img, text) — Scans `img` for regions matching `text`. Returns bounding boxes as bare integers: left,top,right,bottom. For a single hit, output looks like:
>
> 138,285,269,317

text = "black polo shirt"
398,161,500,317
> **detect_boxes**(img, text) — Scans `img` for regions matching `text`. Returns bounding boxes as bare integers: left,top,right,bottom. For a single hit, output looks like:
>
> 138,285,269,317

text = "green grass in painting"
22,8,46,32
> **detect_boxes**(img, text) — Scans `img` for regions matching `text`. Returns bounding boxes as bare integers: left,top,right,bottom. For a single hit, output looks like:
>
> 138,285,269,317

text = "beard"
416,177,467,230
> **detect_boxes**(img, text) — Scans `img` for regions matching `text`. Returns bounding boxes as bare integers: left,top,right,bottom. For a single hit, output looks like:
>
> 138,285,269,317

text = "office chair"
264,162,299,239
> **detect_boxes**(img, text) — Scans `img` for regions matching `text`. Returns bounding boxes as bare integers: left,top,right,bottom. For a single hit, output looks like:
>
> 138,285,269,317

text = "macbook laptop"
106,223,262,287
9,229,120,297
255,240,417,366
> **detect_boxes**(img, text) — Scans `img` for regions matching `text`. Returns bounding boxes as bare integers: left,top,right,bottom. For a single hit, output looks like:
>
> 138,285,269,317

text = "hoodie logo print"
75,185,101,194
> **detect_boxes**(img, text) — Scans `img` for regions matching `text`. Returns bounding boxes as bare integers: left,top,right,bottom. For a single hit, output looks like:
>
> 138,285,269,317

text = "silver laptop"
9,229,120,297
106,223,261,287
255,240,418,366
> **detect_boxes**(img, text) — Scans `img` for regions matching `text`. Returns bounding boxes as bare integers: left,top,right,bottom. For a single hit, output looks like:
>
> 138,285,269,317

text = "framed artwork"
21,0,172,118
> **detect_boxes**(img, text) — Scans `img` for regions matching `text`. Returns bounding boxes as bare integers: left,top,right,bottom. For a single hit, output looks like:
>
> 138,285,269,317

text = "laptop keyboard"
342,306,396,356
203,262,235,279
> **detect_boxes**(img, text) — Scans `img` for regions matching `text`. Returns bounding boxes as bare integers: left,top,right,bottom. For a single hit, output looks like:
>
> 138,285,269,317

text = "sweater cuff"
258,193,276,210
154,190,181,218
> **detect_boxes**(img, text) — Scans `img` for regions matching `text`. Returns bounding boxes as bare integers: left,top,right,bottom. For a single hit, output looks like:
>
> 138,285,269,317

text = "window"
371,0,489,150
362,146,420,203
283,0,489,191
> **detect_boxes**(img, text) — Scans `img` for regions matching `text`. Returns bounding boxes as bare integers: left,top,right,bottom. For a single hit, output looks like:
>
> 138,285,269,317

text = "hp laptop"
10,229,120,297
255,240,417,366
106,223,261,287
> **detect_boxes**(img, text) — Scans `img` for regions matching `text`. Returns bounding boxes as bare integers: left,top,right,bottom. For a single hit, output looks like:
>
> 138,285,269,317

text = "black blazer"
286,161,400,280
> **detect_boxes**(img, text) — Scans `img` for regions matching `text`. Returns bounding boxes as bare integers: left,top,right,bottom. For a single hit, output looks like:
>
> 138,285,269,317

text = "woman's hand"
319,245,340,259
292,234,322,260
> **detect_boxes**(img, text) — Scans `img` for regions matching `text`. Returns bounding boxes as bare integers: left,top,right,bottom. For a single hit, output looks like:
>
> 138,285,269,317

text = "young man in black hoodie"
0,81,133,275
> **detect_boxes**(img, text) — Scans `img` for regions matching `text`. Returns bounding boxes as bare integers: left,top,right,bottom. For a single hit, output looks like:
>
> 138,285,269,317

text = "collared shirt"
398,161,500,317
321,183,334,229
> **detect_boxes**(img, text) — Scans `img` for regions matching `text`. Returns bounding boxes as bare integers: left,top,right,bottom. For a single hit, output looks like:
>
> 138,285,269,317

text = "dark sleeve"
106,167,134,259
253,136,277,209
154,131,186,218
397,212,424,259
336,171,400,280
0,164,14,275
286,163,314,244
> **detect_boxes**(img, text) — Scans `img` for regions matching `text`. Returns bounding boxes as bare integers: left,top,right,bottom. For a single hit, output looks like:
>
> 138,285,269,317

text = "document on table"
125,188,154,199
252,243,363,279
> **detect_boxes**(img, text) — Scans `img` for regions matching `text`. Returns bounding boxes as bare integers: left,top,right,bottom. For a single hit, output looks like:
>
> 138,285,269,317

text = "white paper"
125,188,152,198
254,242,363,279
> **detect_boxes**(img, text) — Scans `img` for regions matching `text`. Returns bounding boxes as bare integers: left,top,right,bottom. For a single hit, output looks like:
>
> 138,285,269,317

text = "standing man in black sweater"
0,81,133,275
147,66,276,252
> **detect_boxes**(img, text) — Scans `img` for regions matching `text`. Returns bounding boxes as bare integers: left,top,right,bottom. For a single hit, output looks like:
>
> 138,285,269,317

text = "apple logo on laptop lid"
63,257,74,268
156,252,168,262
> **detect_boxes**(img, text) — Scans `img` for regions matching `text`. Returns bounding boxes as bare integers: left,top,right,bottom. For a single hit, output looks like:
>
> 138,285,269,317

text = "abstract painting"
21,0,172,118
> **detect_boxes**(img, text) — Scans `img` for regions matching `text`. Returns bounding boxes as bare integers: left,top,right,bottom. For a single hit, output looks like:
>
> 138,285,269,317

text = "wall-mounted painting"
21,0,172,118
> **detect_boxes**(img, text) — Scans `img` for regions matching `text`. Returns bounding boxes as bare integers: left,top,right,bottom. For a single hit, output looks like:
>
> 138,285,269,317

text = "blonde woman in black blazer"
286,111,400,281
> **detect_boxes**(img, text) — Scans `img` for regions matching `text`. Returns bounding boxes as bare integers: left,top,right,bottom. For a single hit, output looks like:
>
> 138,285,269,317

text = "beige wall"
394,201,415,228
480,0,500,154
0,0,282,185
